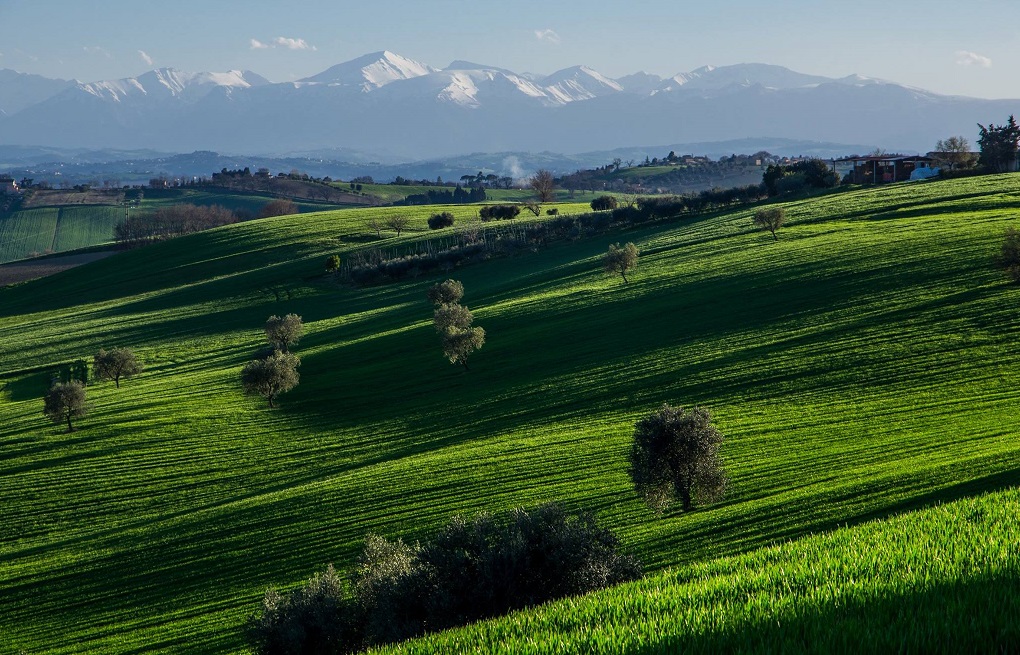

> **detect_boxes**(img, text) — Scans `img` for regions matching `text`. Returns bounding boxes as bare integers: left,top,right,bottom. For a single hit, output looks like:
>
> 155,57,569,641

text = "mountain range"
1,51,1016,159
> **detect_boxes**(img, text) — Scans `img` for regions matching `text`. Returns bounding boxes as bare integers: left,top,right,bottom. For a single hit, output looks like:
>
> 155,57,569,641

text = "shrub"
246,565,361,655
1000,226,1020,283
427,212,455,229
590,195,619,211
325,254,341,274
247,504,641,652
546,207,559,215
478,204,521,221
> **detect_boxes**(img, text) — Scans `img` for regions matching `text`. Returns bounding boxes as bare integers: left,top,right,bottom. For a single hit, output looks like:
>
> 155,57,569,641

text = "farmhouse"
0,176,19,195
836,155,936,184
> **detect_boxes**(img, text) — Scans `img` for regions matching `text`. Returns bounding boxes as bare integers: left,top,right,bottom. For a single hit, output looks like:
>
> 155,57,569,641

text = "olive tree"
440,327,486,370
241,351,301,408
44,380,90,432
602,242,639,283
628,404,726,513
428,279,484,370
753,206,785,241
93,348,143,388
426,279,464,306
265,314,303,353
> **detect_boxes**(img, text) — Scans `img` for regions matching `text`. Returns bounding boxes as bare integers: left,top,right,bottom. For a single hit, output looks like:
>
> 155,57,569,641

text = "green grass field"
377,488,1020,653
2,175,1020,653
0,189,360,264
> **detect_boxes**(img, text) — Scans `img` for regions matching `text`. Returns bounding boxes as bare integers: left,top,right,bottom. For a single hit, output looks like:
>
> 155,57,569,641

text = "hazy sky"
2,0,1018,98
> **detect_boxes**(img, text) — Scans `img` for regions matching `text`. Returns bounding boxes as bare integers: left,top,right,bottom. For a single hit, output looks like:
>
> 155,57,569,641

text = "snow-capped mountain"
77,68,270,103
298,51,435,90
540,66,623,103
1,53,1016,159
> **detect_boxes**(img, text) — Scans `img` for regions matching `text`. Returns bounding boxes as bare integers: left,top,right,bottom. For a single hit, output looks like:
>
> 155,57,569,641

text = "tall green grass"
1,175,1019,653
376,489,1020,654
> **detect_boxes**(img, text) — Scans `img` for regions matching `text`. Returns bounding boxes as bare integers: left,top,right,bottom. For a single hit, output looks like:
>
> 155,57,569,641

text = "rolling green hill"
0,189,362,264
1,175,1020,653
377,488,1020,653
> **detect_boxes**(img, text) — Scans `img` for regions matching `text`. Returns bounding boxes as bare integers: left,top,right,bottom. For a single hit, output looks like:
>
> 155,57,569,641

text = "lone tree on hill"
44,380,90,432
977,115,1020,173
385,214,411,236
1000,226,1020,283
753,206,786,241
257,199,299,219
602,242,639,283
530,169,556,203
241,351,301,408
934,136,975,171
265,314,304,353
628,404,727,513
325,254,341,274
433,303,474,333
427,279,464,306
93,348,142,388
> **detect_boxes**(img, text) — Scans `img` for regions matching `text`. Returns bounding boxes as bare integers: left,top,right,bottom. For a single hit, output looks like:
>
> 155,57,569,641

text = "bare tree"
44,380,90,432
258,199,299,219
934,136,975,171
385,215,411,236
93,348,143,388
629,404,726,512
241,351,300,408
265,314,304,353
529,169,556,203
602,242,639,283
753,207,786,241
367,218,384,238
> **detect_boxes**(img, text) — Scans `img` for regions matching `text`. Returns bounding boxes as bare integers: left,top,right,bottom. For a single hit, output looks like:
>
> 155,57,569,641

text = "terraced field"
1,175,1019,653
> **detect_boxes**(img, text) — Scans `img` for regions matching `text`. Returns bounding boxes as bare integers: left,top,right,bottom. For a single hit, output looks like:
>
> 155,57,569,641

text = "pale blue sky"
1,0,1017,98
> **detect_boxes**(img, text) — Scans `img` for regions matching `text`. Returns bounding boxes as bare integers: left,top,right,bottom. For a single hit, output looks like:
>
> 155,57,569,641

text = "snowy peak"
658,63,833,93
78,68,270,102
541,65,623,103
377,69,550,109
300,51,436,90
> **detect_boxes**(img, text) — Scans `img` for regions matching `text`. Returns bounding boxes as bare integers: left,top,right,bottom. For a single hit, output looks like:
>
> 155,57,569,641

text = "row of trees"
114,203,238,246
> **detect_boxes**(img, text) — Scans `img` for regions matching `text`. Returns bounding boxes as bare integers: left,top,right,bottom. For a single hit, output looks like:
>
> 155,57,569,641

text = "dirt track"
0,250,116,286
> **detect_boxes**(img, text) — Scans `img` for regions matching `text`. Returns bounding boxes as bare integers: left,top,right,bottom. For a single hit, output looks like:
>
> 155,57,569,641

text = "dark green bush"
427,212,455,229
247,504,641,653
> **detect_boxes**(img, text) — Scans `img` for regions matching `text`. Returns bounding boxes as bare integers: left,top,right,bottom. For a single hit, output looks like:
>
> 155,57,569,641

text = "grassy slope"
0,190,356,264
378,488,1020,653
1,176,1020,653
